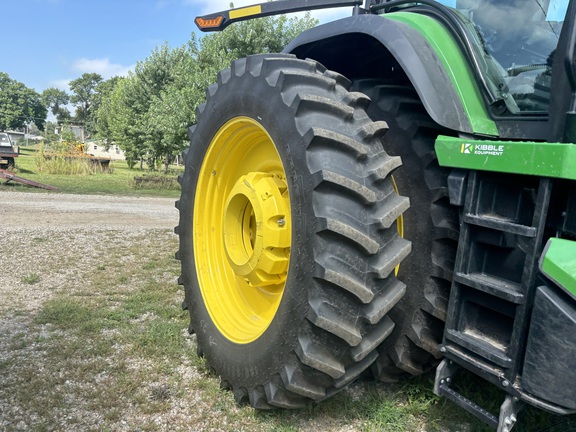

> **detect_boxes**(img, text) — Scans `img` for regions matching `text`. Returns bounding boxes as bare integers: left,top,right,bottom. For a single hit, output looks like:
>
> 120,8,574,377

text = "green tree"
92,76,121,113
69,72,103,134
93,76,122,143
103,77,144,168
138,44,187,171
102,44,186,170
42,121,60,144
98,13,317,172
150,13,318,171
0,72,47,131
41,87,71,123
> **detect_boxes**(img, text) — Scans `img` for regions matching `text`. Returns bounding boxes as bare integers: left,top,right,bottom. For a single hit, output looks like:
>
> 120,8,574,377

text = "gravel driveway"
1,191,178,230
1,191,179,310
0,191,184,430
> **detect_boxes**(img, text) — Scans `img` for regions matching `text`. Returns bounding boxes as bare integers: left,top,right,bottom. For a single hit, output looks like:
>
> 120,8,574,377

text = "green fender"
284,12,498,136
541,238,576,298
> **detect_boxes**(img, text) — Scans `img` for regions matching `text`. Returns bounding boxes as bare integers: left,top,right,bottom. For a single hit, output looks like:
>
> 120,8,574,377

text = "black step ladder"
435,170,552,431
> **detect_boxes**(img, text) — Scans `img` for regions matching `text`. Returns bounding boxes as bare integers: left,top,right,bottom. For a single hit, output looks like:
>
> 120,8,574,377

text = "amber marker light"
195,15,225,30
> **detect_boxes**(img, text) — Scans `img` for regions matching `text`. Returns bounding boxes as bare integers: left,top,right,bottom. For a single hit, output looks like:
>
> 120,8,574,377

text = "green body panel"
435,135,576,180
541,238,576,297
384,12,498,136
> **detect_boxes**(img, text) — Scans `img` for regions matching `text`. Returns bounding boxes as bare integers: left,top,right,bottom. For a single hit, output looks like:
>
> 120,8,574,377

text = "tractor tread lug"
352,316,395,362
318,267,374,304
359,120,389,141
264,381,309,409
248,387,274,410
333,350,378,390
309,300,362,346
363,280,406,324
296,335,345,379
305,127,369,159
318,217,380,255
280,361,326,400
371,237,412,279
314,170,378,204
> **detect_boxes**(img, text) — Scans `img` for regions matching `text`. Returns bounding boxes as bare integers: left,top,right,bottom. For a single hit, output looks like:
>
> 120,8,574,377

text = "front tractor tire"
176,54,411,409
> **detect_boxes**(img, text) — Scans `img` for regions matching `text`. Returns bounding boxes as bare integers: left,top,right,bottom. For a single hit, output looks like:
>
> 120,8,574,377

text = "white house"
86,141,126,161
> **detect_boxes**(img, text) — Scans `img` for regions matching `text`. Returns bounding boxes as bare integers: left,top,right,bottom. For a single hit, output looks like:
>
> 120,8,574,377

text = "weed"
21,272,40,284
130,174,180,190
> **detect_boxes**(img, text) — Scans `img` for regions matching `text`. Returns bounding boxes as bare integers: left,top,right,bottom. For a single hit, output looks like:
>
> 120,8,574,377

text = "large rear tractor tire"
351,82,459,382
176,55,412,408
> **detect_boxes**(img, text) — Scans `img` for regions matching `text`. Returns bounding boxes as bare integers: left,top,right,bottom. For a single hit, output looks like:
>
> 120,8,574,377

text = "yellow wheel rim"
193,117,291,344
391,176,404,276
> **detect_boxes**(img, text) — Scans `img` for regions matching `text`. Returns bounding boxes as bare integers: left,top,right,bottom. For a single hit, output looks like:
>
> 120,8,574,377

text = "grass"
3,230,574,430
20,273,40,284
1,146,183,198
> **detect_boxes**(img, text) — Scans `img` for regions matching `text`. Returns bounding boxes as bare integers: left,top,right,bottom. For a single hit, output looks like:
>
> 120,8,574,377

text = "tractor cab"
434,0,567,113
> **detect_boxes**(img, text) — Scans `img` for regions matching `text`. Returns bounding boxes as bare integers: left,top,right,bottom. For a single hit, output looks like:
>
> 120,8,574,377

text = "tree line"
0,13,317,170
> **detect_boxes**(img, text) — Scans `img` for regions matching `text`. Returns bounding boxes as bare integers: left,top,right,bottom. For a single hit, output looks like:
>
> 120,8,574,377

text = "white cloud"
50,79,72,92
72,58,134,79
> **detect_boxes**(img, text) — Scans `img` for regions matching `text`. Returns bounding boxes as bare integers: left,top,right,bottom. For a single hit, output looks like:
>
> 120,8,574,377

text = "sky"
0,0,351,94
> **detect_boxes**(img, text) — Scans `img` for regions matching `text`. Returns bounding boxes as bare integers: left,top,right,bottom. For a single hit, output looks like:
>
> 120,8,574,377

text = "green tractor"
175,1,576,430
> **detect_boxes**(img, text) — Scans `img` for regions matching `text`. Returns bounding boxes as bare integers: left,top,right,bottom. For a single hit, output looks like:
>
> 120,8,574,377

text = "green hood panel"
436,135,576,180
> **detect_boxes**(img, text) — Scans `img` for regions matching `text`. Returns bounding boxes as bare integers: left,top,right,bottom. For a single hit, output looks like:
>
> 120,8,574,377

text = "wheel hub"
224,172,290,287
193,116,292,343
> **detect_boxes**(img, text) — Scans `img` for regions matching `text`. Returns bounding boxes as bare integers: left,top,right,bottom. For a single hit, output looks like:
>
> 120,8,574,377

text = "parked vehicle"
0,132,18,170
